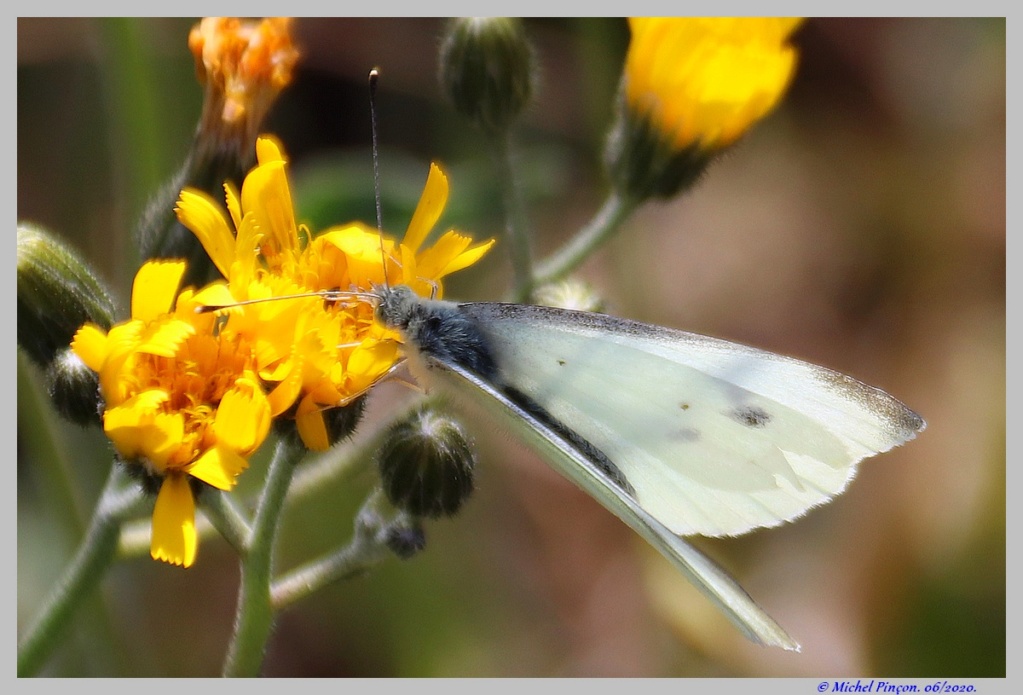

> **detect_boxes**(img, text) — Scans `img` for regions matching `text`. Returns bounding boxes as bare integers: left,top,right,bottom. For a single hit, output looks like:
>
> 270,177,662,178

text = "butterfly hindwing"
421,356,802,651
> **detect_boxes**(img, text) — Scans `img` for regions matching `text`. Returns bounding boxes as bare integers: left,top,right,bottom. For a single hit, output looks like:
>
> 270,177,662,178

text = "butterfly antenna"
194,290,377,313
369,67,390,291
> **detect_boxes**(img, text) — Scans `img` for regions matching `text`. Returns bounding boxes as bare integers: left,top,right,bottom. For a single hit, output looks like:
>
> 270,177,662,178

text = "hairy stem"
532,191,638,288
222,437,304,677
17,464,145,676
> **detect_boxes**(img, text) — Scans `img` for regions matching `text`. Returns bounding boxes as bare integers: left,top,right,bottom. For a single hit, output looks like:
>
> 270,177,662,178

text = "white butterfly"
373,284,926,651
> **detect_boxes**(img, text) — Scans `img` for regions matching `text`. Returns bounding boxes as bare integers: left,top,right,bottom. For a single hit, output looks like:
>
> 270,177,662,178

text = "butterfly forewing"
459,303,924,538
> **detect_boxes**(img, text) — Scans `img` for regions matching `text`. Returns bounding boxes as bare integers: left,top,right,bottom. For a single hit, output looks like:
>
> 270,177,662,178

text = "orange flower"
189,17,300,136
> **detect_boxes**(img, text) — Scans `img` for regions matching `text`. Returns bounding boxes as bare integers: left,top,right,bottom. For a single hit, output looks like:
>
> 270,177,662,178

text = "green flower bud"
604,96,711,202
45,348,102,427
323,397,368,445
439,17,536,134
377,407,476,518
17,223,117,369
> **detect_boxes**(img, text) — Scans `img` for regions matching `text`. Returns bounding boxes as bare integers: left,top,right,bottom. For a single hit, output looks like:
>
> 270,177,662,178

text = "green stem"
532,191,638,289
198,491,253,557
222,437,304,677
270,489,397,610
17,464,144,677
486,129,535,302
259,399,434,610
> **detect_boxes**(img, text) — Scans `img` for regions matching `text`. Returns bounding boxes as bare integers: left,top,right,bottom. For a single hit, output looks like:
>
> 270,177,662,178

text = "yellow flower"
175,136,494,450
189,17,300,139
71,260,271,568
607,17,803,199
626,17,802,151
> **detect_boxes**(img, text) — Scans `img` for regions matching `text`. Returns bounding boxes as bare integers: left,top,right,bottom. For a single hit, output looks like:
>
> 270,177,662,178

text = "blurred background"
17,17,1005,677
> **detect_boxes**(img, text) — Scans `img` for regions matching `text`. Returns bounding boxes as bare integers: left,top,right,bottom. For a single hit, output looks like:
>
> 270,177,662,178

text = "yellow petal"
303,375,344,410
266,358,304,416
214,378,272,453
256,135,287,164
402,162,448,254
186,444,249,491
146,412,187,470
241,158,297,252
175,189,237,279
102,321,144,363
93,321,146,405
416,231,495,280
440,237,496,276
231,213,265,288
346,336,400,394
135,318,196,358
151,475,197,568
70,323,110,372
295,399,329,452
105,396,184,471
103,391,168,446
225,180,243,230
319,224,393,289
192,282,239,313
131,260,187,323
399,243,420,290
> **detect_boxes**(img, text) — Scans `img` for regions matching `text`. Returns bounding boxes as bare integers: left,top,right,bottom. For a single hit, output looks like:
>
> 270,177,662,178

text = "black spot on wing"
502,385,636,497
730,405,771,428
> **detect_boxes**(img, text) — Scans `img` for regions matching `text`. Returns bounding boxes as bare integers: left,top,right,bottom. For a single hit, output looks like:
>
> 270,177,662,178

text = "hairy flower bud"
45,349,102,427
377,407,477,518
17,223,117,369
439,17,535,134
